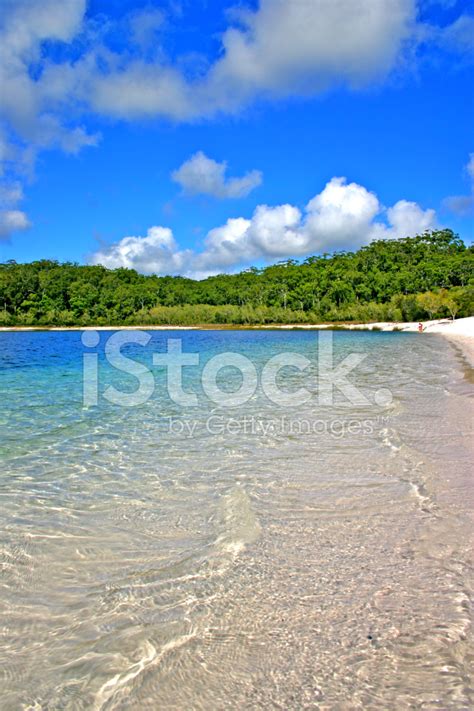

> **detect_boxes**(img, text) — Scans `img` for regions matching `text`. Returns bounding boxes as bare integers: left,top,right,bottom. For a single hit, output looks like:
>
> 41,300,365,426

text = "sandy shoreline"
1,317,472,333
340,317,474,366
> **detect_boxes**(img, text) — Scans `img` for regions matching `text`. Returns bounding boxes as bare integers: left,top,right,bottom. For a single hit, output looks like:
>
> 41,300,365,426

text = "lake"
0,329,472,709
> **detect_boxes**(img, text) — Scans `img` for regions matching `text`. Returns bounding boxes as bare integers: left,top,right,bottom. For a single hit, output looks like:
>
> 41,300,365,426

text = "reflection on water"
0,330,472,709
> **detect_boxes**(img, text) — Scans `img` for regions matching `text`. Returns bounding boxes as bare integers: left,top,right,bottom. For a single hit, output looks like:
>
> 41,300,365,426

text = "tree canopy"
1,230,473,326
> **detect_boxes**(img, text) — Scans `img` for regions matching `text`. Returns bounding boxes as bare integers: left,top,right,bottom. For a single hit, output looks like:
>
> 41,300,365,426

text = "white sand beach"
342,317,474,365
267,317,474,364
257,316,474,335
335,316,474,335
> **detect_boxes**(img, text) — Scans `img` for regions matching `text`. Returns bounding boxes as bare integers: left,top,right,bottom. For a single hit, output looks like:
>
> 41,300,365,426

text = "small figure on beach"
418,322,424,333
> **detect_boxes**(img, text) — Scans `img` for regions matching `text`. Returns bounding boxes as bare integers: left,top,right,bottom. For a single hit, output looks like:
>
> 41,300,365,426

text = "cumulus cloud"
443,153,474,216
0,0,92,139
85,0,418,120
0,1,471,148
172,152,262,198
0,0,434,139
89,226,192,275
0,0,467,238
0,209,31,241
303,178,381,250
205,0,415,108
0,180,31,240
0,0,98,237
89,177,437,277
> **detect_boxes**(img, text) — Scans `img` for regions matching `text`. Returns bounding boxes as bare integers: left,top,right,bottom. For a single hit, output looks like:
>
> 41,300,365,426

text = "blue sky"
0,0,473,277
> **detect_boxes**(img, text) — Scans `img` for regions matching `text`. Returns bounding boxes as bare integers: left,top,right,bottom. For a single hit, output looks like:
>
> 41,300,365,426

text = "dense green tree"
0,230,472,326
417,291,444,319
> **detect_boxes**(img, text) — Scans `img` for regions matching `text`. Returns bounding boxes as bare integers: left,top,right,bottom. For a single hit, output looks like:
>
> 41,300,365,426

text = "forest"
1,229,473,326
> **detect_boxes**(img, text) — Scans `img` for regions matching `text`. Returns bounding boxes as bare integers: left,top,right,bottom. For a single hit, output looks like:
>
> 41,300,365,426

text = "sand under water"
0,328,472,709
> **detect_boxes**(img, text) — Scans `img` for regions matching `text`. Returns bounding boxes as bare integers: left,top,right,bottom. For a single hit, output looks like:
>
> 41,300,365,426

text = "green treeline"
1,229,473,326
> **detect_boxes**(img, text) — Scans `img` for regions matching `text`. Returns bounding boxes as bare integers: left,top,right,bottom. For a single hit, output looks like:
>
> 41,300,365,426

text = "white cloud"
443,152,474,216
85,0,418,120
0,1,471,150
376,199,437,239
0,0,89,136
247,204,305,255
0,0,422,139
0,209,31,241
440,14,474,55
467,153,474,180
89,177,437,277
89,226,192,275
0,179,31,240
205,0,415,109
0,182,24,205
129,7,165,49
88,61,193,121
443,195,474,215
194,217,253,271
0,0,98,237
0,0,467,240
303,177,381,251
172,152,262,198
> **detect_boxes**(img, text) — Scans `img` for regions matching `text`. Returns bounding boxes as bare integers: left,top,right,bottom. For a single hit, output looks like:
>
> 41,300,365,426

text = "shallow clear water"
0,330,472,709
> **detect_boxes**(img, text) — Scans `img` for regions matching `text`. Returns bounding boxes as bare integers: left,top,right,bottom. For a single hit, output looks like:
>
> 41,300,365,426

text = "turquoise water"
0,329,472,709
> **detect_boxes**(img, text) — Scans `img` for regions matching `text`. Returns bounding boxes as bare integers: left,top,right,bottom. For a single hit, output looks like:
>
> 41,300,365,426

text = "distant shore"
1,316,473,334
